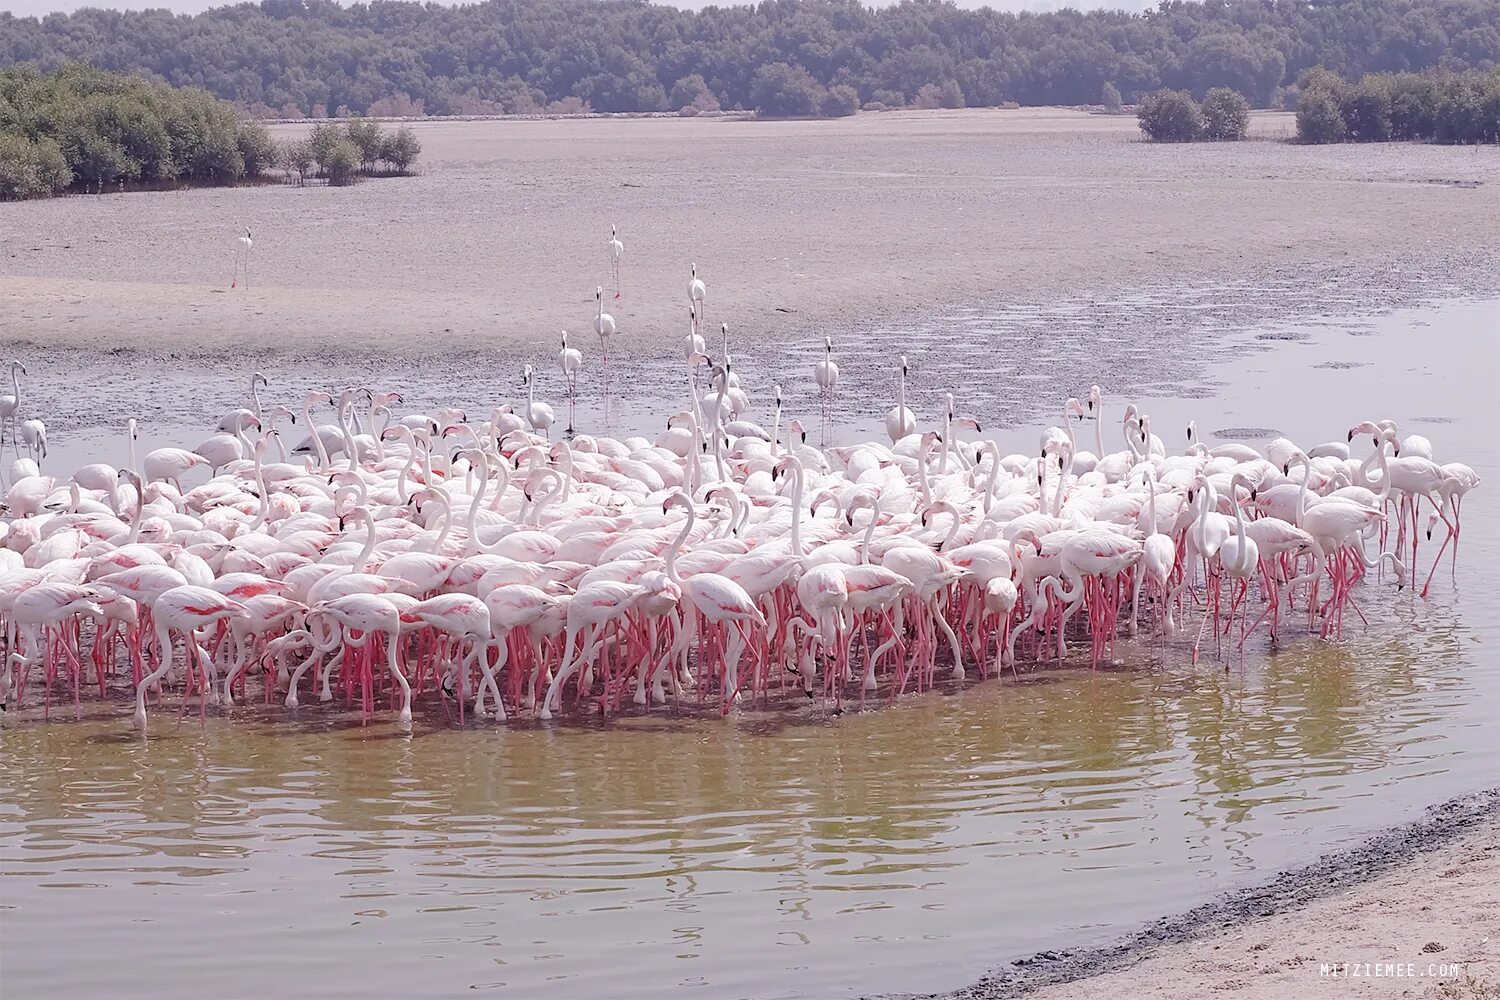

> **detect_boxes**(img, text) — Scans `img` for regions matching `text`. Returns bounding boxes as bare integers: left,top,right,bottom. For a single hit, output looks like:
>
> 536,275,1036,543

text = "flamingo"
608,224,623,298
134,585,248,732
688,263,706,333
594,286,617,405
230,227,252,289
814,336,839,445
0,360,25,450
661,491,765,705
523,364,555,439
886,355,915,443
19,418,46,468
559,332,582,433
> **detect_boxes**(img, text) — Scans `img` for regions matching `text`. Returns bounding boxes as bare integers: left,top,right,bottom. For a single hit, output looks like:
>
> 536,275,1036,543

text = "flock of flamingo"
0,237,1481,733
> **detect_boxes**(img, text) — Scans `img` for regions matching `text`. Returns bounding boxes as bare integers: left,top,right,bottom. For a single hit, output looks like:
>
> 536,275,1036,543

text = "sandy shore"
1,108,1497,355
932,792,1500,1000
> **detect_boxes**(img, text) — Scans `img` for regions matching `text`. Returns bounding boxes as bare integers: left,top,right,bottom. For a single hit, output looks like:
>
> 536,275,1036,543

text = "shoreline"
917,789,1500,999
3,109,1495,359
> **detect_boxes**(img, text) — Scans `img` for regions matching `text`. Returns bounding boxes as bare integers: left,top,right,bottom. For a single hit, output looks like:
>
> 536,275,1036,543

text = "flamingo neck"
488,461,511,513
465,462,489,553
306,401,331,472
982,443,1000,514
860,496,880,564
1145,473,1159,538
788,461,805,558
665,500,693,584
1294,457,1311,526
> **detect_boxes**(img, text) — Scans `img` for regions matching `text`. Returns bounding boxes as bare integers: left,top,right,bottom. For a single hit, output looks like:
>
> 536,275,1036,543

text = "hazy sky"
2,0,1155,19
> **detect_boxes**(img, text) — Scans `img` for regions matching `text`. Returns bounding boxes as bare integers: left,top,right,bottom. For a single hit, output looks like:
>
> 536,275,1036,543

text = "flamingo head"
789,419,807,444
1088,384,1101,411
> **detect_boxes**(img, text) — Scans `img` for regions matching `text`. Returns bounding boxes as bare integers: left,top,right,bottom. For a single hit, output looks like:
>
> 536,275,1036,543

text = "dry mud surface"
1,108,1496,361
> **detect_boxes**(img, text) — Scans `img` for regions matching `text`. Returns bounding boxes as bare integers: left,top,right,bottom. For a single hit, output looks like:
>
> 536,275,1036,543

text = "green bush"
1101,82,1123,112
1343,81,1391,141
821,84,859,118
1293,68,1499,144
1296,90,1347,143
66,126,132,189
344,116,384,167
1388,74,1441,140
1200,87,1249,140
380,126,421,172
307,122,345,168
32,136,72,192
669,74,719,113
750,63,824,118
1137,89,1203,141
322,136,360,185
0,133,72,198
237,119,276,176
0,65,279,196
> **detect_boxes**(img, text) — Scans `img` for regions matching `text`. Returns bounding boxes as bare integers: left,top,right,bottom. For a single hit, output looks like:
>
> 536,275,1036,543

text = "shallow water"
1,298,1496,999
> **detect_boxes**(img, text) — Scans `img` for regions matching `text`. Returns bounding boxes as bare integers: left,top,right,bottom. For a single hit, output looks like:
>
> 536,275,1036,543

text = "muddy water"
1,298,1497,999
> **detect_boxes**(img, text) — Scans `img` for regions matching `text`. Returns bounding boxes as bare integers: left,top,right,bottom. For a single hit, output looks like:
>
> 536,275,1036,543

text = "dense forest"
0,0,1497,117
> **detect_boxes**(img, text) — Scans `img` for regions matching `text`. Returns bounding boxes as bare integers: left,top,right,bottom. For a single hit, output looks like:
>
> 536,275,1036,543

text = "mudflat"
1,108,1495,355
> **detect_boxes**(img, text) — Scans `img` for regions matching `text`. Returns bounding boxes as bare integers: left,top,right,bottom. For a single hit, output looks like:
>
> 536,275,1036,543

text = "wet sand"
931,791,1500,1000
2,108,1497,354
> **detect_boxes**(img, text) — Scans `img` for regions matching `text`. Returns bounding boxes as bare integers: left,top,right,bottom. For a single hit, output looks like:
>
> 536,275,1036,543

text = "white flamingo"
230,227,252,289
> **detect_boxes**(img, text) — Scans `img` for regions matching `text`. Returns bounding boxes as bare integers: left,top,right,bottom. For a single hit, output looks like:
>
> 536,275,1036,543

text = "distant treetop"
0,0,1495,117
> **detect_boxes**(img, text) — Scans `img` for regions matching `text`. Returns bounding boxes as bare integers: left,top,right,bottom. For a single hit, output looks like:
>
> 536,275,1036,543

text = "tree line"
1295,67,1500,142
0,0,1496,119
0,63,421,200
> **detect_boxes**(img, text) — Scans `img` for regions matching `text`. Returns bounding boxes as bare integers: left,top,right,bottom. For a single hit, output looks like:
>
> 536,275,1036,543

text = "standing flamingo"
134,585,248,732
661,491,766,706
230,228,252,289
886,355,915,443
688,263,706,333
814,336,839,445
594,287,617,408
608,224,624,298
523,365,555,439
559,332,582,434
0,361,25,451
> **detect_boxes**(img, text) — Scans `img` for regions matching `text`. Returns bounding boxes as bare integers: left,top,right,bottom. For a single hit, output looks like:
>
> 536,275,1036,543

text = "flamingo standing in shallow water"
559,332,582,433
0,357,1477,734
814,336,839,446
